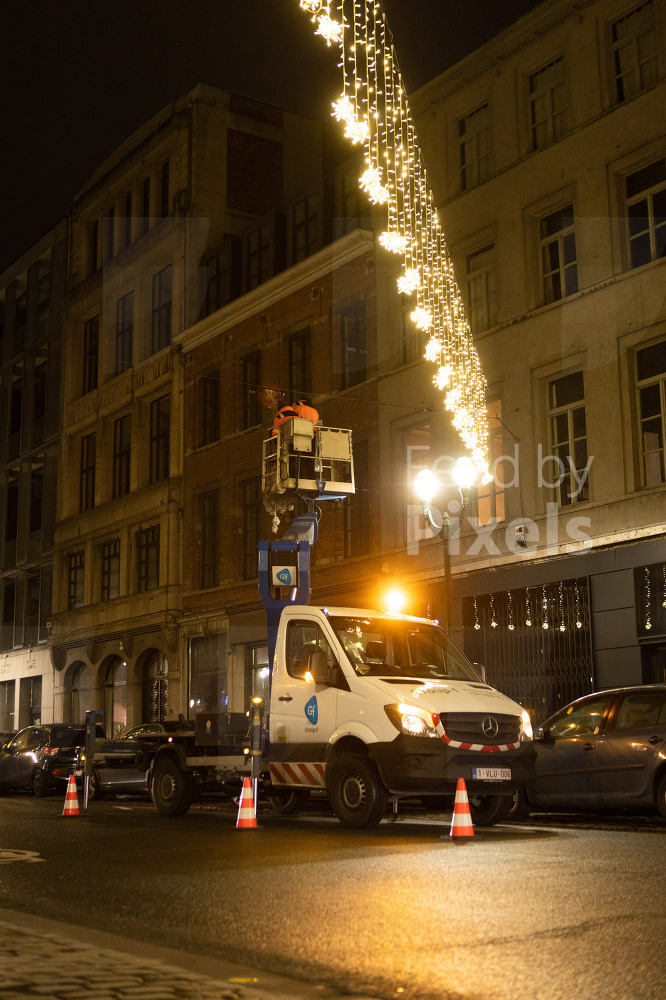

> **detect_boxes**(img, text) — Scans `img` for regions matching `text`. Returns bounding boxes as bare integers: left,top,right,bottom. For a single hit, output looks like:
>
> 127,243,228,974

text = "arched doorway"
65,661,86,723
104,657,127,737
142,651,168,722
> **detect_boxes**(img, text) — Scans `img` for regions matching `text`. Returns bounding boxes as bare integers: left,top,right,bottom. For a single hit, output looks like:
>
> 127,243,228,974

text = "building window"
1,582,16,651
338,161,369,234
106,206,115,261
104,658,126,738
37,271,50,329
115,291,133,374
293,195,318,262
242,352,262,429
33,355,47,424
80,432,96,512
548,371,589,506
124,192,132,247
19,676,42,728
25,573,41,643
636,340,666,486
149,395,170,483
289,330,312,398
612,0,658,103
101,539,120,602
625,158,666,268
9,371,22,439
200,491,219,589
199,370,220,447
5,471,19,544
401,294,424,364
0,679,15,729
340,301,367,389
529,57,565,150
246,223,271,289
345,438,370,557
205,247,231,315
161,161,170,217
113,414,131,498
67,552,85,610
137,526,160,592
29,460,43,533
190,634,228,715
151,265,172,354
83,315,99,394
477,400,506,526
142,177,151,233
242,478,261,580
466,244,497,334
539,205,578,304
458,104,490,191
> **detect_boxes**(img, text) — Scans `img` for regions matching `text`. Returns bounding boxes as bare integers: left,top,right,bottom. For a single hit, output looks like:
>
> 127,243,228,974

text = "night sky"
1,0,544,274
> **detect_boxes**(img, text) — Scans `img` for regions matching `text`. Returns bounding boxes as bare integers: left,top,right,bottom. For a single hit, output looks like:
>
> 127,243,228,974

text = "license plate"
472,767,511,781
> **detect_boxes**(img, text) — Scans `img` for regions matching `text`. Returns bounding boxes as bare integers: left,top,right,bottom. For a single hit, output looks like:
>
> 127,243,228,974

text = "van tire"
328,755,388,829
88,770,104,801
468,792,512,827
151,758,193,817
270,788,310,815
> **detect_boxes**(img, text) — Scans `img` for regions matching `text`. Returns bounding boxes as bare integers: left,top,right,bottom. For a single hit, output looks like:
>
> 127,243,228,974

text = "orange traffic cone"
449,777,474,840
236,777,257,829
62,774,80,817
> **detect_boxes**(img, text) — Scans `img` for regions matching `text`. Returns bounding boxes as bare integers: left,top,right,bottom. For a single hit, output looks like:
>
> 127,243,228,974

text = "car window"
7,729,31,751
26,728,44,749
547,696,612,738
49,727,86,748
615,692,666,731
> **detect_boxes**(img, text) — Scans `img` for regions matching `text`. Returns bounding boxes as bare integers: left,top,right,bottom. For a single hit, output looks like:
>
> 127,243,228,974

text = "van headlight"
520,709,533,742
385,703,438,738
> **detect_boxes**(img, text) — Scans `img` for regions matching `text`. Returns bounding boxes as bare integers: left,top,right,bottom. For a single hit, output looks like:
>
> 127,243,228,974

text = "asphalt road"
1,793,665,1000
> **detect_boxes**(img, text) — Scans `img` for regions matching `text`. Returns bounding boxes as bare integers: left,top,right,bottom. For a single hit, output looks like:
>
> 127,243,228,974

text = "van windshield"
329,616,480,682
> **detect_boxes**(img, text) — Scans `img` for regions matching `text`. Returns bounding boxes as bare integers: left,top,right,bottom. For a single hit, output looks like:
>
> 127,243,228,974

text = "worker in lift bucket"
272,394,320,482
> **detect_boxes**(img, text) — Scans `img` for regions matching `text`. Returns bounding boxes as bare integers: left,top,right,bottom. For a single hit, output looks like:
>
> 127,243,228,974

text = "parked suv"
0,724,104,797
514,685,666,820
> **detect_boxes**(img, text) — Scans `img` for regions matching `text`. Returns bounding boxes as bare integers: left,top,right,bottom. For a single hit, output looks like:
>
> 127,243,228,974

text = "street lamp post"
414,459,477,632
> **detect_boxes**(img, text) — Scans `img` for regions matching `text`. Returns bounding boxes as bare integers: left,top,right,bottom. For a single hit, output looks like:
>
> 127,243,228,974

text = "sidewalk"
0,909,376,1000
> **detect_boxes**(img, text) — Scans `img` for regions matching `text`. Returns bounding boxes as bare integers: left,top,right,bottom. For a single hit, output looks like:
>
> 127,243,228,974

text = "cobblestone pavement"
0,914,374,1000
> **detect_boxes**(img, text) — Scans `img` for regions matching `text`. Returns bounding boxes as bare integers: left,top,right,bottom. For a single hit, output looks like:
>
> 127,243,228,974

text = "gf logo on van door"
304,695,318,726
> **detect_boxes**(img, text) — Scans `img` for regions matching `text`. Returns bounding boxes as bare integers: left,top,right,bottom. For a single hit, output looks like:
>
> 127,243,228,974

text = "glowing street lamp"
414,458,478,631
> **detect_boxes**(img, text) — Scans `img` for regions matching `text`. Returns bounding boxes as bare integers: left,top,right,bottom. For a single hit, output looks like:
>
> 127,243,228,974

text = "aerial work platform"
261,418,355,498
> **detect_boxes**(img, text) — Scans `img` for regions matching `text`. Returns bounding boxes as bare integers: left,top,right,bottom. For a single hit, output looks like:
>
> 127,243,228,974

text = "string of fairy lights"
298,0,491,481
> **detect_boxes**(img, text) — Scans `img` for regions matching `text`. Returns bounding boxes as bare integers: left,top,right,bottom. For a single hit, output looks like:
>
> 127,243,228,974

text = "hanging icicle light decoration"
507,591,515,630
662,564,666,609
473,596,480,630
298,0,490,478
574,581,583,629
558,581,565,632
525,587,532,627
644,566,652,630
489,593,498,628
541,585,549,630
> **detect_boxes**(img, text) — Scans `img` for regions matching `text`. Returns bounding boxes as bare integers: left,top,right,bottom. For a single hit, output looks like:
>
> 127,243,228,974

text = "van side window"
285,622,334,679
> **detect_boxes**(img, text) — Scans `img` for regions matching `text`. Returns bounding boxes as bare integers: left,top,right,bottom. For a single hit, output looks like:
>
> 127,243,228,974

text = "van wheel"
506,788,530,821
329,755,388,829
468,792,512,827
151,758,193,817
656,774,666,820
270,789,310,815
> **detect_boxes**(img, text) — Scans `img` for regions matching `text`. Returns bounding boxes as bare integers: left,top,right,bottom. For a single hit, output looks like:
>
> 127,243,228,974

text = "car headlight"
384,703,438,738
520,709,533,742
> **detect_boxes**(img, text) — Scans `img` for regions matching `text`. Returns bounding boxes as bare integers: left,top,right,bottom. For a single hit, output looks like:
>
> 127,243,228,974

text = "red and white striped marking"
236,777,257,829
62,774,79,817
269,762,325,788
450,777,474,839
432,713,518,752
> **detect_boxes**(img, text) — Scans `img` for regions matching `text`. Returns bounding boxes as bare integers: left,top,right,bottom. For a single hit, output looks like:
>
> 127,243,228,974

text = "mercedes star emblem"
481,716,499,738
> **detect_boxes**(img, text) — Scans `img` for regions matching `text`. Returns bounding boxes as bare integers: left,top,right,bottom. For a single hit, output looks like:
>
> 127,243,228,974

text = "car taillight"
42,747,60,756
52,768,61,776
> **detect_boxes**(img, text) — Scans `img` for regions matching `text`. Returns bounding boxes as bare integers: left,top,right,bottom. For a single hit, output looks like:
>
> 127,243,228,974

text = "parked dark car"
513,685,666,820
0,724,104,797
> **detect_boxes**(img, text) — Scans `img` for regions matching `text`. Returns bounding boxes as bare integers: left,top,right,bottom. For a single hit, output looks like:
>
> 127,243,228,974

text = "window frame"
83,315,99,395
79,431,96,512
67,551,85,610
339,300,367,390
528,56,566,151
149,395,171,484
466,243,497,334
547,371,590,507
115,291,134,375
151,264,172,354
100,538,121,602
137,526,160,593
112,413,131,499
636,339,666,487
611,0,658,104
538,204,578,305
458,103,490,192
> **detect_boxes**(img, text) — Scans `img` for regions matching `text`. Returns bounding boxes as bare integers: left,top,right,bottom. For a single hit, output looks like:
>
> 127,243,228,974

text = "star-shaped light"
315,13,343,45
397,268,420,294
379,231,409,254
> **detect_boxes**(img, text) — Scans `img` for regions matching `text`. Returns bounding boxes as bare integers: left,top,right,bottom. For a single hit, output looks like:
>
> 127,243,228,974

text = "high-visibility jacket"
294,402,319,423
272,405,300,435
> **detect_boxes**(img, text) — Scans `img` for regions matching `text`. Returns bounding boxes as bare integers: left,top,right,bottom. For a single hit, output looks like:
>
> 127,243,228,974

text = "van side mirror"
472,662,486,682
